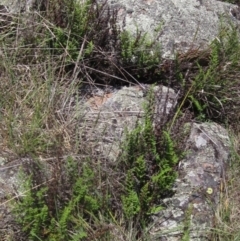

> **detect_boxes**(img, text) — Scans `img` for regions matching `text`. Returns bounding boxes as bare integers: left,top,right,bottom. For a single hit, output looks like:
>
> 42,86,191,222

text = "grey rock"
80,85,176,162
0,0,26,12
150,122,230,241
100,0,236,58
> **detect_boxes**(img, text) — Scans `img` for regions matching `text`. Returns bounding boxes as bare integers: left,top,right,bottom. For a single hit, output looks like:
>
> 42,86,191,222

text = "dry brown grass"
209,132,240,240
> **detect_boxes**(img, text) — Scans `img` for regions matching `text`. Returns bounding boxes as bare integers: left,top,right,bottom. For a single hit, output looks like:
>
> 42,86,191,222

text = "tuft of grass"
209,131,240,240
173,21,240,130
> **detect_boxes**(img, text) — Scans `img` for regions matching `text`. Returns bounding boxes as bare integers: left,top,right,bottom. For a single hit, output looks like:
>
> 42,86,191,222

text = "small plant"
120,29,161,68
45,0,95,63
174,21,240,128
120,88,184,228
13,156,110,241
13,175,49,239
181,204,193,241
119,26,163,84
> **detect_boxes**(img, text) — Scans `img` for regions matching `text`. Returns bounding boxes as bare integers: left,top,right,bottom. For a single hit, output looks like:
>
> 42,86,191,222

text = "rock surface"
100,0,235,58
81,85,177,162
0,0,26,12
150,122,230,241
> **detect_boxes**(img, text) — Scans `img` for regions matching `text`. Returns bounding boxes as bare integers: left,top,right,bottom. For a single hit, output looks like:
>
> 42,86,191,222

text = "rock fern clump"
11,87,190,240
13,157,107,241
120,89,188,228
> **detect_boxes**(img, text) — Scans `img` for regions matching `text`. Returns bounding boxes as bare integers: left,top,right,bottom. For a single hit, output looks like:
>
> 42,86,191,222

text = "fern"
151,165,176,194
13,175,49,240
121,88,181,225
58,204,73,237
47,0,94,63
133,155,147,184
121,30,135,61
162,131,179,166
120,28,161,68
13,158,104,241
122,170,141,220
139,182,152,215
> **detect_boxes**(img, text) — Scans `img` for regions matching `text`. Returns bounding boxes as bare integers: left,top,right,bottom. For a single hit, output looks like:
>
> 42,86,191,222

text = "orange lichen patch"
202,162,215,172
87,93,113,110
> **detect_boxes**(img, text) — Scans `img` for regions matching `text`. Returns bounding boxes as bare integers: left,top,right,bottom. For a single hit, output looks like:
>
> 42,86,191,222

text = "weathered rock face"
101,0,235,58
81,85,177,162
0,0,26,12
0,155,26,240
150,122,230,241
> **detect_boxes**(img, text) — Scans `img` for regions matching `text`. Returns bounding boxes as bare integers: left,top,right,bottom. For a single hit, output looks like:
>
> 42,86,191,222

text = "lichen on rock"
150,122,230,241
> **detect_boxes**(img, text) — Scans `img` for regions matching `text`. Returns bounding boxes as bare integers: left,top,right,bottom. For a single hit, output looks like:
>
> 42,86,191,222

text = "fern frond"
163,131,179,166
